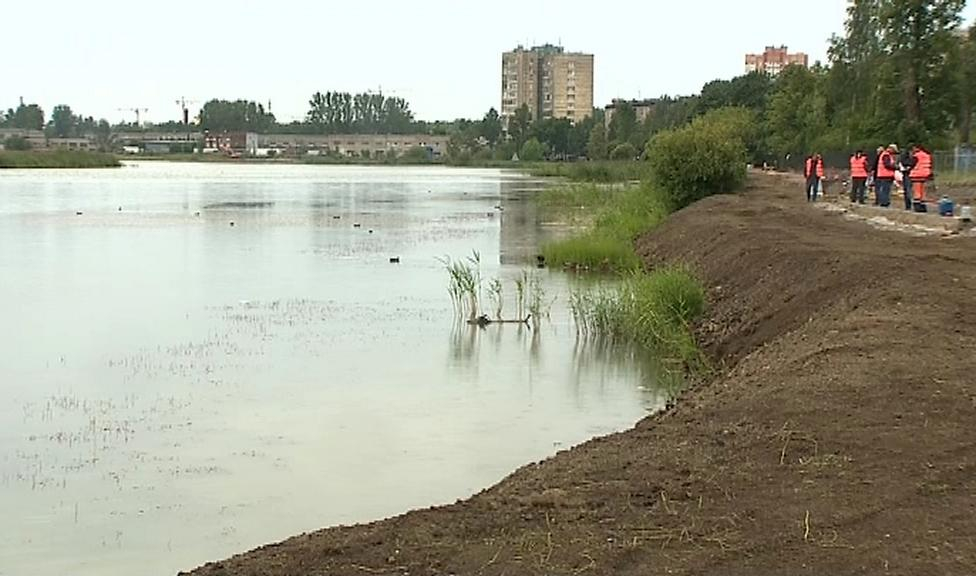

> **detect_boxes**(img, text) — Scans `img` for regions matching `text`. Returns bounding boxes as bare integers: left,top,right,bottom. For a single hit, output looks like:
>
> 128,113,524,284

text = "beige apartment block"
501,44,593,125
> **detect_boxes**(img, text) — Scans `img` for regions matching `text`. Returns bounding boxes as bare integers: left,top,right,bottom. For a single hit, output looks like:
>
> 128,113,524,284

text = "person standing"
899,147,917,210
804,153,825,202
875,144,898,208
910,144,933,209
849,150,869,204
870,146,884,205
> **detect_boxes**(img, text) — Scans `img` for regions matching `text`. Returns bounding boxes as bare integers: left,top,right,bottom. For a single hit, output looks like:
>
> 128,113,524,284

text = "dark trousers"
876,179,893,207
902,177,913,210
805,177,819,202
850,178,867,204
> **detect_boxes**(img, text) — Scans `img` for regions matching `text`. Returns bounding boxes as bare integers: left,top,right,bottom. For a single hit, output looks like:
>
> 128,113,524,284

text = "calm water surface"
0,162,663,576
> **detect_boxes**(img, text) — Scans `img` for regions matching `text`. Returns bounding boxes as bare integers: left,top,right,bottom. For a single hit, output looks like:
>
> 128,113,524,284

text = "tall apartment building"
745,45,809,76
501,44,593,125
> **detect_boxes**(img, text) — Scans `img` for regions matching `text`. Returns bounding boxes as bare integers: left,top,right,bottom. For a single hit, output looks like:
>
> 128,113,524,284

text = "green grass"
0,150,120,169
541,182,669,272
570,266,706,368
523,160,651,183
936,172,976,187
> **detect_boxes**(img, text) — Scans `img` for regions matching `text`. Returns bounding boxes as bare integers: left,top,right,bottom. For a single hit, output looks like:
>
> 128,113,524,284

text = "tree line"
5,1,974,161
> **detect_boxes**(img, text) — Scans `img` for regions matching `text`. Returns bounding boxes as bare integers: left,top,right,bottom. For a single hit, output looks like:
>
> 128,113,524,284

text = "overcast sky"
3,0,974,125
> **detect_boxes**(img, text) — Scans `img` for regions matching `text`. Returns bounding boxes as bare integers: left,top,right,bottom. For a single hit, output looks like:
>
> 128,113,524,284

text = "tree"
519,137,546,161
200,99,276,133
607,101,637,146
954,25,976,144
764,66,829,157
507,104,532,149
93,120,116,152
480,108,502,146
878,0,966,141
3,135,32,150
49,104,78,138
700,72,772,114
531,118,572,157
587,122,608,160
610,142,637,160
5,102,45,130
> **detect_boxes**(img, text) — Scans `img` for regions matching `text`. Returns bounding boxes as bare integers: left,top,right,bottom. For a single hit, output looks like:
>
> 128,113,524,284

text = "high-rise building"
501,44,593,125
745,45,809,76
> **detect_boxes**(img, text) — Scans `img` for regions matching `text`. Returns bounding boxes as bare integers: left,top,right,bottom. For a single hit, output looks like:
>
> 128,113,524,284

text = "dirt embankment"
185,172,976,576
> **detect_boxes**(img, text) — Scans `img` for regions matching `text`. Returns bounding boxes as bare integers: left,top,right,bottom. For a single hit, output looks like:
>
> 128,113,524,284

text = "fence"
779,147,976,179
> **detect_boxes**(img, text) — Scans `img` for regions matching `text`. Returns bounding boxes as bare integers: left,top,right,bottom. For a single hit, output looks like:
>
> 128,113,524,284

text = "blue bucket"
938,197,954,217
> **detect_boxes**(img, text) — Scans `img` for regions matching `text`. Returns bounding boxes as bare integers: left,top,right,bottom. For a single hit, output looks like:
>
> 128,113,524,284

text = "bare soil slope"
186,173,976,576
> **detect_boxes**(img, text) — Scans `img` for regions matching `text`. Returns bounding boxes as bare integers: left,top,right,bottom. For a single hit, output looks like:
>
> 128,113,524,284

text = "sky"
3,0,974,125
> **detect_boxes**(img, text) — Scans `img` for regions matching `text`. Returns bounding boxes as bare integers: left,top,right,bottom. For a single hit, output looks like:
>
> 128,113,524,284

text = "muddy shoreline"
185,172,976,576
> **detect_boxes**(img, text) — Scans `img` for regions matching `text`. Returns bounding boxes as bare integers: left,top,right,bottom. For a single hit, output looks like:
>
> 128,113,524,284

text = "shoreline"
184,171,976,575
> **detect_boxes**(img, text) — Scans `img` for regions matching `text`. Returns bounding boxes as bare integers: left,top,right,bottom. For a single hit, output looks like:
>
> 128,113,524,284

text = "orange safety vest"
849,154,868,178
805,156,824,178
876,151,895,179
911,149,932,182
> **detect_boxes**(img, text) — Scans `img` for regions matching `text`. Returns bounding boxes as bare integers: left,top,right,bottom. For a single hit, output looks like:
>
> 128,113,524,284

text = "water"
0,162,663,576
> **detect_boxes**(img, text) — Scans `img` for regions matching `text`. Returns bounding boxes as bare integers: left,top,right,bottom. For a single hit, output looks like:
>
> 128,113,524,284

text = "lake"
0,162,663,576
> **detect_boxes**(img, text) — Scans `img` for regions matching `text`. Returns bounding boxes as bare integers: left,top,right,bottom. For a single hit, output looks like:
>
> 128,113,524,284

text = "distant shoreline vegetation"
0,150,120,169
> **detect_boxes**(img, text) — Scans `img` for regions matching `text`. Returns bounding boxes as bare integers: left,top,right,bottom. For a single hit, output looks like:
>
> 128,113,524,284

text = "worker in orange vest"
804,153,825,202
910,145,933,209
875,144,898,208
849,150,869,204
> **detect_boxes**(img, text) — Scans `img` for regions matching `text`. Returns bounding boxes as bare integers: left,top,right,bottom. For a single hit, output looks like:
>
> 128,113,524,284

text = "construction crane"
117,107,149,126
175,97,199,125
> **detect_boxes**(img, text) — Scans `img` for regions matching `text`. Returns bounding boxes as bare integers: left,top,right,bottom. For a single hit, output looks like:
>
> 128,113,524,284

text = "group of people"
803,144,934,210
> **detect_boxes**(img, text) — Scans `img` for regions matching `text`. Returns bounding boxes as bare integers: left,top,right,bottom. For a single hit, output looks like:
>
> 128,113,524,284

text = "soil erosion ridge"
187,172,976,576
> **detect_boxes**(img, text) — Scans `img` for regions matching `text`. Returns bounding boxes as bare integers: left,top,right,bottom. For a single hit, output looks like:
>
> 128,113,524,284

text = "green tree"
764,66,828,157
607,101,637,146
93,120,116,152
587,122,608,160
5,102,45,130
49,104,78,137
610,142,637,160
200,99,276,133
3,135,32,150
480,108,503,146
954,25,976,144
519,137,546,161
507,104,532,149
531,118,572,157
878,0,966,141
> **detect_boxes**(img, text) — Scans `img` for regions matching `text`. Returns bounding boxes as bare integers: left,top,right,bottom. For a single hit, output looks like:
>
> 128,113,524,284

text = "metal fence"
933,147,976,176
779,147,976,178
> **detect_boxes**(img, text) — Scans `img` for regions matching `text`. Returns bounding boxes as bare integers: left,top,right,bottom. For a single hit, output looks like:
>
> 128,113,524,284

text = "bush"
647,108,748,210
610,142,638,160
3,135,32,151
519,138,546,162
401,145,431,163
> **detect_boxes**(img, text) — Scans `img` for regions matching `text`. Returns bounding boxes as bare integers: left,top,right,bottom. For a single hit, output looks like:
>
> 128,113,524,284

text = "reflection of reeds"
488,278,503,320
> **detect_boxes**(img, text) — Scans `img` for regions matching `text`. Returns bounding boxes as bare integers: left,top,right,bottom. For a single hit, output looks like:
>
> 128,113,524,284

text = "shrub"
647,107,748,210
519,138,546,162
401,145,431,163
3,135,32,151
610,142,638,161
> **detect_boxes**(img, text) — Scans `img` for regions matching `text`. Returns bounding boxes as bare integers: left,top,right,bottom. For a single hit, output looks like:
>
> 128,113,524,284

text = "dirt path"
185,172,976,576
